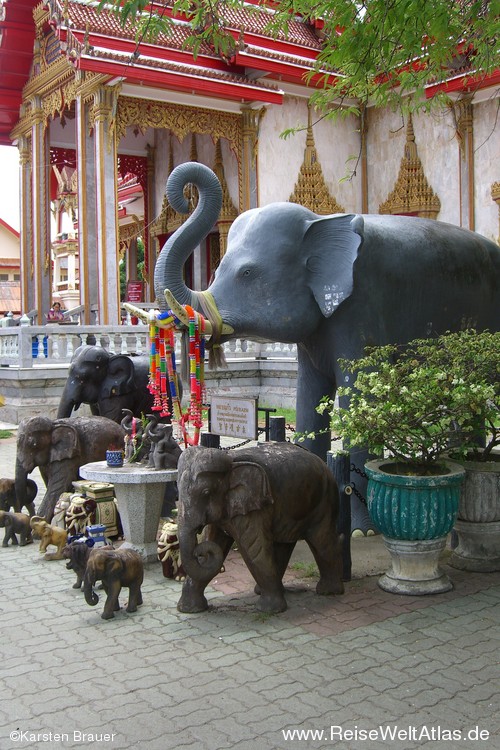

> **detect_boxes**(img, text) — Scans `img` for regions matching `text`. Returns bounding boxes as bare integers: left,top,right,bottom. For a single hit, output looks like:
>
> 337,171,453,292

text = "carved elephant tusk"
164,290,234,336
122,303,154,324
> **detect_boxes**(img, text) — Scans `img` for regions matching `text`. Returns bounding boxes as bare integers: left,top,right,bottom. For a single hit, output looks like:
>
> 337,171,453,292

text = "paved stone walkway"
0,428,499,750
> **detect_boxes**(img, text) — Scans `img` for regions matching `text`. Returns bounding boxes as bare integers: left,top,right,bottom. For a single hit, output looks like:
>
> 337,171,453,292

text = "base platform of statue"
80,462,177,562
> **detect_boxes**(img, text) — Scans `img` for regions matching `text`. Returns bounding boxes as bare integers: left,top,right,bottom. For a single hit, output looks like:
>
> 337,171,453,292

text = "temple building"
0,0,498,325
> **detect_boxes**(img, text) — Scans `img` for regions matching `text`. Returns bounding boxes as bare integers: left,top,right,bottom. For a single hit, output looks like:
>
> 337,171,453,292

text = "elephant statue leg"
236,536,288,614
102,582,122,620
253,541,295,596
125,582,143,613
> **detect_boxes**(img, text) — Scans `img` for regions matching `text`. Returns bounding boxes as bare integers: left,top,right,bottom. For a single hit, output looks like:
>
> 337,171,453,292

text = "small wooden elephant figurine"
62,536,98,589
83,547,144,620
0,510,33,547
30,516,68,560
0,477,38,516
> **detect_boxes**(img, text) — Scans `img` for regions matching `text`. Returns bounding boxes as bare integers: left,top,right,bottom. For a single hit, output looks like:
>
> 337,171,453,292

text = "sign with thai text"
126,281,144,303
210,397,258,439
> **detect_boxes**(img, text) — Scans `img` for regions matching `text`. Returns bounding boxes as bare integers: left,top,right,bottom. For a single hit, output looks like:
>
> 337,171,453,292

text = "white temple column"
92,85,121,325
18,136,34,314
455,96,475,231
76,91,98,323
30,95,52,321
241,106,261,210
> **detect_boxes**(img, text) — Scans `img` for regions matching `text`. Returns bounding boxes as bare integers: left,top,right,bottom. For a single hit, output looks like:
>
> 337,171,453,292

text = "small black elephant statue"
0,477,37,516
0,510,33,547
57,345,179,424
83,546,144,620
144,415,182,470
176,442,344,614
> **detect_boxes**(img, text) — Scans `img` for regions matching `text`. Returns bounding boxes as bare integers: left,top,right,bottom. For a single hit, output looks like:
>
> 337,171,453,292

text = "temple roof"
0,0,329,144
0,0,498,145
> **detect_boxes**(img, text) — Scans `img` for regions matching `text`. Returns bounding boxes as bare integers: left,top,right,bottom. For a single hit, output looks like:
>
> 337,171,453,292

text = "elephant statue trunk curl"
154,162,500,533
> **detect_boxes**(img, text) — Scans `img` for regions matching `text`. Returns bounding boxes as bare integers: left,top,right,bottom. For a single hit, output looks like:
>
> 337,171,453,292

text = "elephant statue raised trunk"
148,161,500,533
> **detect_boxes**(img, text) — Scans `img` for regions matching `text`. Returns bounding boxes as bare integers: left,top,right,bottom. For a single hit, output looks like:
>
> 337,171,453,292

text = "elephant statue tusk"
122,303,155,324
164,289,234,336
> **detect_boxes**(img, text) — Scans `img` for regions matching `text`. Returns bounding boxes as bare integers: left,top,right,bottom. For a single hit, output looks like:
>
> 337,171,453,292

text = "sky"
0,145,20,231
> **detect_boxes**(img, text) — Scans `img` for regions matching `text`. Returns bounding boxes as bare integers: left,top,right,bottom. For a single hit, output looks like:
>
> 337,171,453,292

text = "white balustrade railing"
0,324,297,368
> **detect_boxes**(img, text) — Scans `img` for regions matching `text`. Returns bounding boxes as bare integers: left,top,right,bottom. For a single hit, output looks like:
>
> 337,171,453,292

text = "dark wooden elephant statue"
83,546,144,620
15,416,126,521
176,443,344,614
0,510,32,547
0,477,38,516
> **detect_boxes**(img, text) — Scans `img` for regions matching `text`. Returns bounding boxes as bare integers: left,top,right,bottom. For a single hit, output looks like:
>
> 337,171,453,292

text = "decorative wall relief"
379,115,441,219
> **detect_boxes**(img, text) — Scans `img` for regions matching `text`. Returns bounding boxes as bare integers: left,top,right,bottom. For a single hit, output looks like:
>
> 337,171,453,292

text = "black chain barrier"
350,463,368,506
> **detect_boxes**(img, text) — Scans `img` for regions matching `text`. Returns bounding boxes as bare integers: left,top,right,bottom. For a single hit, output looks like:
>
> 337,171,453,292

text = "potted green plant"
320,329,498,594
433,330,500,572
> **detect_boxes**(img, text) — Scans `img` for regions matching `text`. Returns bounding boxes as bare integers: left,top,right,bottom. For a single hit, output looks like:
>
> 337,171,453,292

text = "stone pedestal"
449,519,500,572
378,536,453,595
80,462,177,562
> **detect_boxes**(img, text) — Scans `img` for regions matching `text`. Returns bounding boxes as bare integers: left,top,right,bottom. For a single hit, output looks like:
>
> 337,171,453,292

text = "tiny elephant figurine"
30,516,68,560
83,547,144,620
144,416,182,470
0,510,33,547
62,536,98,589
0,477,38,516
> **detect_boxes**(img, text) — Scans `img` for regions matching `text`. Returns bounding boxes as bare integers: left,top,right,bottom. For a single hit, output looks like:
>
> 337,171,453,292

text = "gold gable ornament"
379,115,441,219
289,105,344,215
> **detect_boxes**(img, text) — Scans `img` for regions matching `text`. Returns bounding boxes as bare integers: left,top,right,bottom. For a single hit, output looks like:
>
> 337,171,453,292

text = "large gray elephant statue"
154,162,500,531
57,345,178,424
15,416,125,521
176,443,344,614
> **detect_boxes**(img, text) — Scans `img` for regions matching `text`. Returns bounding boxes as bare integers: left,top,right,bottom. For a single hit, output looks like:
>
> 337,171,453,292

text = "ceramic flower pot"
449,453,500,572
365,459,465,540
365,459,465,595
106,450,124,468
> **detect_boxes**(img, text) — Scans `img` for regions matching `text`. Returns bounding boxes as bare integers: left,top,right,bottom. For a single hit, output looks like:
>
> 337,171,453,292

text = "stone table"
80,462,177,563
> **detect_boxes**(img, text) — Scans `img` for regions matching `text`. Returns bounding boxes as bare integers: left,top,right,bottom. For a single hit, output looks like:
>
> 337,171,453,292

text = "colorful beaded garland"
148,307,205,447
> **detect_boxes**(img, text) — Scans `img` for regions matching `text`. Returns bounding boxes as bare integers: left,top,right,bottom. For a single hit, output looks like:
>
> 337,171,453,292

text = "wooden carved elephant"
83,547,144,620
15,415,125,521
30,516,68,560
0,510,32,547
176,443,344,614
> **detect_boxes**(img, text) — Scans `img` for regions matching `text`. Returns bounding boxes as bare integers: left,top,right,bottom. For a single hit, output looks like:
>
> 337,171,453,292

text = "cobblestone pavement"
0,428,499,750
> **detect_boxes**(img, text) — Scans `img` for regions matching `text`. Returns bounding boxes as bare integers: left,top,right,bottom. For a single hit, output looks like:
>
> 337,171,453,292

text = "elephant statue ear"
226,462,274,518
52,421,79,461
102,355,135,398
303,213,362,317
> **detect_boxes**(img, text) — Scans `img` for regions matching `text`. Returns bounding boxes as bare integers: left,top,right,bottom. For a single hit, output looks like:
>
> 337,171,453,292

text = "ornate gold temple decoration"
289,106,344,215
491,182,500,245
116,98,242,159
213,139,238,257
379,115,441,219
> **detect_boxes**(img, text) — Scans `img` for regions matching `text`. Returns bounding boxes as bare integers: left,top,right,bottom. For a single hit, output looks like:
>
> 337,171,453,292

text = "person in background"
46,301,64,323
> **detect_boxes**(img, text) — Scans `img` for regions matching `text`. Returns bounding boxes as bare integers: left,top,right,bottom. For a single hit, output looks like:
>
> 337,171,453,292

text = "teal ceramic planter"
365,459,465,540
